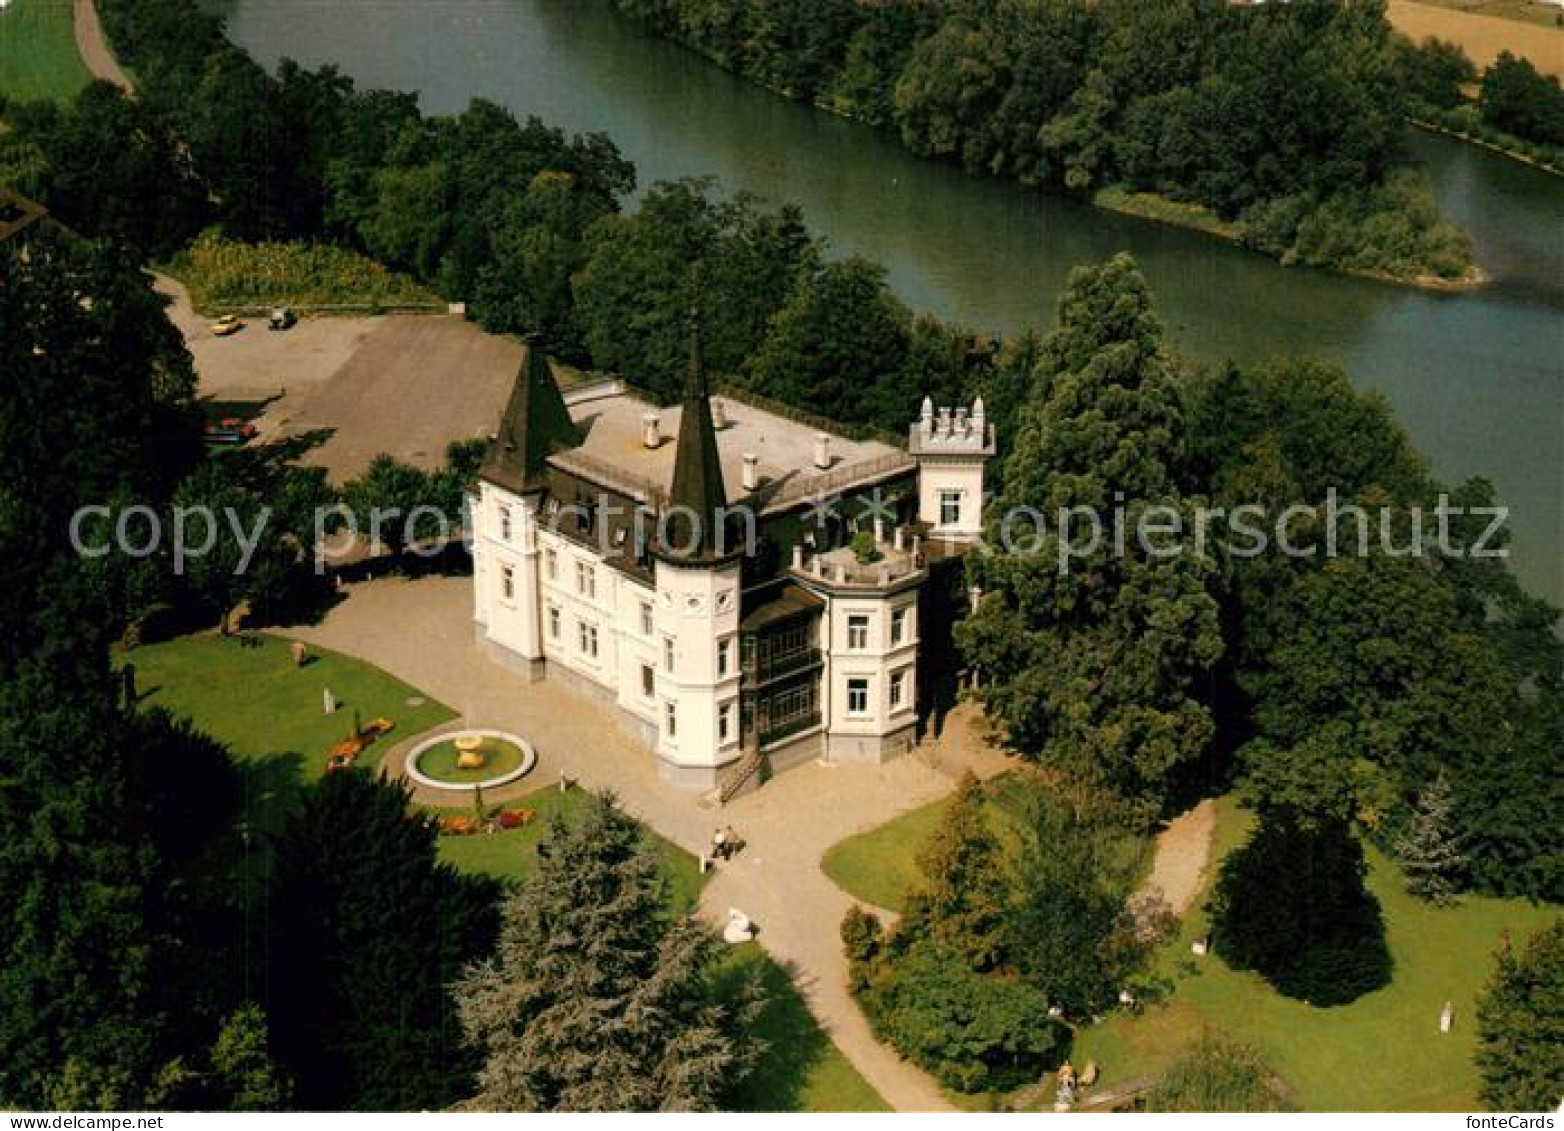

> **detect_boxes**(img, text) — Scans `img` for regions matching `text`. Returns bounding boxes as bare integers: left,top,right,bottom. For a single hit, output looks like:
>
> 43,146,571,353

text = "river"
219,0,1564,606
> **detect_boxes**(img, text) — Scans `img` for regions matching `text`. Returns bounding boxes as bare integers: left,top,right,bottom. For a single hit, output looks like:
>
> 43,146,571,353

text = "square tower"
909,397,996,541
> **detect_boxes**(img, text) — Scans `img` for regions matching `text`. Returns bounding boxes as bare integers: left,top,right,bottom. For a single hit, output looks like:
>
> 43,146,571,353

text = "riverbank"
610,5,1481,294
1410,116,1564,177
1093,184,1488,294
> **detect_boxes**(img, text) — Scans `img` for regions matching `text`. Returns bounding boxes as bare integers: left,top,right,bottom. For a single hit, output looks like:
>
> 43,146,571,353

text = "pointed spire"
481,335,579,495
661,297,732,563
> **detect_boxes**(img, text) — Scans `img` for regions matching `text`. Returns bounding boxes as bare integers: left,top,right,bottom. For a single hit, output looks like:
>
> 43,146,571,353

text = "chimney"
712,398,728,430
741,452,759,492
642,412,662,449
920,396,934,434
813,433,832,470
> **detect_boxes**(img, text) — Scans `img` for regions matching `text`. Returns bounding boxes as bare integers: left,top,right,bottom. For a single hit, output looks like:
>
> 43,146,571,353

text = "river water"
221,0,1564,605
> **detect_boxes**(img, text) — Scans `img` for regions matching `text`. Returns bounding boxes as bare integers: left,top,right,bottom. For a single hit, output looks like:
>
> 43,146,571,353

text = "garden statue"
323,687,337,714
1439,1000,1454,1033
723,908,756,944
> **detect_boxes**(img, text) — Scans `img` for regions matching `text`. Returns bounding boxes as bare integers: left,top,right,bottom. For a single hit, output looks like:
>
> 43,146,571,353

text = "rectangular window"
847,614,870,651
577,620,598,659
890,668,908,710
664,700,677,739
719,701,734,743
501,565,515,602
640,601,654,637
500,506,512,542
576,561,595,599
939,489,962,527
891,607,908,646
547,605,561,640
663,635,676,673
544,547,558,580
847,677,870,716
717,637,732,678
641,663,655,699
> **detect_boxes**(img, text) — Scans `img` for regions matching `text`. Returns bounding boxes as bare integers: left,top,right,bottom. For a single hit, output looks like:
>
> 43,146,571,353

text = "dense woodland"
611,0,1476,281
0,0,1559,1113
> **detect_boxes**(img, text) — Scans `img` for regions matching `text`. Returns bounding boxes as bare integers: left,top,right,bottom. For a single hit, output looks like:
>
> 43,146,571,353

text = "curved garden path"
286,574,1019,1112
73,0,133,94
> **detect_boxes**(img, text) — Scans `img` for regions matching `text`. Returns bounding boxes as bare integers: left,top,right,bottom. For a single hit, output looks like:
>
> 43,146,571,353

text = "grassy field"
824,783,1557,1111
820,773,1128,913
128,631,454,833
821,793,955,911
1396,0,1564,30
721,943,889,1112
129,630,882,1112
1071,799,1559,1112
1388,0,1564,76
0,0,90,103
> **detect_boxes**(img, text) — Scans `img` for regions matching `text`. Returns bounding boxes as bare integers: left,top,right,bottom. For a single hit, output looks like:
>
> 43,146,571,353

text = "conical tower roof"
660,307,732,563
481,336,579,495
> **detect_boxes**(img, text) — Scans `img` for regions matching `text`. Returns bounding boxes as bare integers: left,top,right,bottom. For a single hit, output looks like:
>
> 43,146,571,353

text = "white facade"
910,397,997,541
472,388,993,789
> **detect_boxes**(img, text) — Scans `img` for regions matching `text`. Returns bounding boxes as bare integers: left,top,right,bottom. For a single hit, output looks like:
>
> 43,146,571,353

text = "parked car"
268,307,297,331
204,417,257,445
210,314,244,337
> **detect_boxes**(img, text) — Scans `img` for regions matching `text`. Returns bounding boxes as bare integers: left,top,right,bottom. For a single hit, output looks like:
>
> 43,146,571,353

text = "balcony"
790,538,927,591
743,646,822,687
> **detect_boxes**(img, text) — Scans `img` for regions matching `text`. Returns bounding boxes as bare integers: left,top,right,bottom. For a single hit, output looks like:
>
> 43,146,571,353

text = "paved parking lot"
161,275,523,481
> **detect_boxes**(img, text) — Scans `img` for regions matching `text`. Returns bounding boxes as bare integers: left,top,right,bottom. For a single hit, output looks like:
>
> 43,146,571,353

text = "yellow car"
210,314,244,337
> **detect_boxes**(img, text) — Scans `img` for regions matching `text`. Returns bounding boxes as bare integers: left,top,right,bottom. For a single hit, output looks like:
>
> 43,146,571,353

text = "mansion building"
470,326,994,794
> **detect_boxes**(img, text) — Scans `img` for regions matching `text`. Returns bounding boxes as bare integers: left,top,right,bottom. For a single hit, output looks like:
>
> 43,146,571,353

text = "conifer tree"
265,772,498,1111
208,1005,291,1112
1393,774,1466,905
456,793,762,1112
899,772,1010,971
958,255,1223,818
1210,809,1391,1006
1475,919,1564,1112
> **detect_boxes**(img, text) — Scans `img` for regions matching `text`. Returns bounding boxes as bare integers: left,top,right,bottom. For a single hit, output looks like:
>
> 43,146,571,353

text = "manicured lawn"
129,631,453,771
426,784,706,914
1071,798,1560,1112
127,631,454,833
821,793,953,911
720,943,889,1112
130,630,881,1112
0,0,91,103
819,772,1054,913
